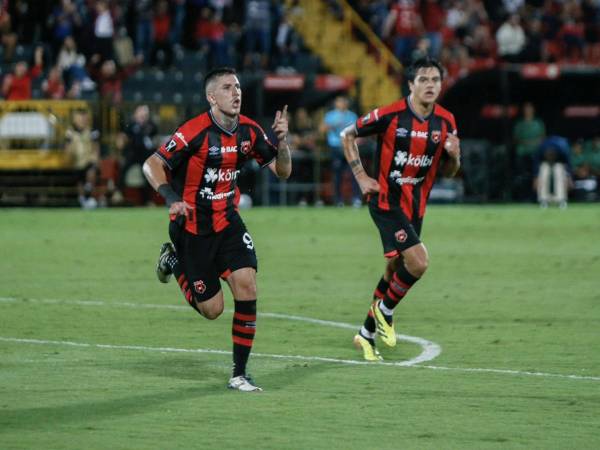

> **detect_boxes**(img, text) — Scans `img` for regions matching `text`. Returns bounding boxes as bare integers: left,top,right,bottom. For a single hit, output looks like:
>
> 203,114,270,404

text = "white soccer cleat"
227,375,263,392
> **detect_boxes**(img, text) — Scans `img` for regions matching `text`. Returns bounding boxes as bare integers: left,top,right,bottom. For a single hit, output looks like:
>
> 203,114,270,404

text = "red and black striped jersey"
155,110,277,235
355,97,457,219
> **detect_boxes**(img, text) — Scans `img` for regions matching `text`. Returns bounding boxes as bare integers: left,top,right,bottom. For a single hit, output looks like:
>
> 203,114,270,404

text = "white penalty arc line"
2,296,600,381
0,296,440,367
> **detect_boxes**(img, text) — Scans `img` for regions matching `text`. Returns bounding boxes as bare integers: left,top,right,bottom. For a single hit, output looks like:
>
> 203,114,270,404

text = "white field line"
0,296,440,367
2,296,599,381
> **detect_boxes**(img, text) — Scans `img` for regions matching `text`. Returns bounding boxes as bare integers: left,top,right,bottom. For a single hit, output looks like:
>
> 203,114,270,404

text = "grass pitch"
1,205,599,449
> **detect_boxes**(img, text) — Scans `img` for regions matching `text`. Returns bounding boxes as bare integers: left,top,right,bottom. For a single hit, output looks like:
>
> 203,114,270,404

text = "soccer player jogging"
143,67,292,391
340,57,461,361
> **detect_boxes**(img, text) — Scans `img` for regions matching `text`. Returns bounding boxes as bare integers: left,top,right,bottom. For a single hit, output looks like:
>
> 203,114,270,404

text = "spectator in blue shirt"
321,96,360,206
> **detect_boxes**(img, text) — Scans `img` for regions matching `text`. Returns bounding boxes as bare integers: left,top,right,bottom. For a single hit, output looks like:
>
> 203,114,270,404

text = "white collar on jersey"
209,109,239,136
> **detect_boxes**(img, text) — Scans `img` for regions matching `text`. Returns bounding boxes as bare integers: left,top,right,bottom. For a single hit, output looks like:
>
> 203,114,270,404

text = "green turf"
1,205,599,449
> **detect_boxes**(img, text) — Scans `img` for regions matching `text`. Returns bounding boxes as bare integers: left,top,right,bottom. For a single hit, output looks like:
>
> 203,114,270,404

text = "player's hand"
272,105,289,142
444,133,460,160
356,174,380,195
169,201,193,217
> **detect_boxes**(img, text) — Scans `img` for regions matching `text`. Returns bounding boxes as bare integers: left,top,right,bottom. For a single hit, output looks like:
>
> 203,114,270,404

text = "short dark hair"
203,67,237,92
405,57,444,82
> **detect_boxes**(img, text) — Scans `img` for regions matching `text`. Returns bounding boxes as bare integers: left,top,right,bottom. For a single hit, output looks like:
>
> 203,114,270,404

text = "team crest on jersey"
395,229,408,243
240,140,251,154
193,280,206,294
431,130,441,143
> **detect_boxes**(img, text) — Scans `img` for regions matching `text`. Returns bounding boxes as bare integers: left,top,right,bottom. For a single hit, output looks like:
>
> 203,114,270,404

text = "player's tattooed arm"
275,139,292,178
340,125,380,195
272,105,292,179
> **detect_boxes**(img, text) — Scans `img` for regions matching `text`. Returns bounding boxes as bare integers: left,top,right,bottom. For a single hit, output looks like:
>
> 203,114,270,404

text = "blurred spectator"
583,136,600,176
570,138,597,201
353,0,389,38
150,0,173,68
320,96,360,207
559,17,586,61
289,107,318,204
169,0,186,47
133,0,153,63
383,0,423,64
117,105,157,204
502,0,524,15
196,6,229,67
411,36,432,62
421,0,445,58
57,36,95,92
533,135,571,208
274,12,300,71
89,57,139,104
496,14,526,62
243,0,273,69
520,16,543,62
47,0,82,57
42,65,66,99
92,0,114,62
113,26,136,67
64,109,102,209
0,0,17,61
1,46,43,100
513,102,546,200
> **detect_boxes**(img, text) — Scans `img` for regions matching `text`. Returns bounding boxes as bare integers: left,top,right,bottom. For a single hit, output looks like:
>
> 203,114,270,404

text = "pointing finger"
282,105,288,118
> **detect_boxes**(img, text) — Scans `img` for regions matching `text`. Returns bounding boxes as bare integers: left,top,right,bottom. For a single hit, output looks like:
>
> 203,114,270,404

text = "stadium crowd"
0,0,598,207
1,0,599,102
348,0,600,80
0,0,305,102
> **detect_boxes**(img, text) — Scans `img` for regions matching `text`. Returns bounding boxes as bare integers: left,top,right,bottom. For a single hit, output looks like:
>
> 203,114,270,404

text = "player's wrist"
157,184,181,207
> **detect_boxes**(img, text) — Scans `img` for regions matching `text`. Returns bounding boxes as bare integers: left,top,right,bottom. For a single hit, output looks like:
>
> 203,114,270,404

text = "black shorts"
369,205,423,257
169,214,257,302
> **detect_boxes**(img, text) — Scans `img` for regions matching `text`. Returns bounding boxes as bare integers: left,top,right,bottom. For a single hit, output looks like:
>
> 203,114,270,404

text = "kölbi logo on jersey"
394,150,433,167
204,168,240,183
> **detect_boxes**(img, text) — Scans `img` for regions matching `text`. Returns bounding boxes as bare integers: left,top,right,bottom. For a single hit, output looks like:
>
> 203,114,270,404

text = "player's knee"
198,302,223,320
236,279,257,299
404,255,429,278
229,270,258,299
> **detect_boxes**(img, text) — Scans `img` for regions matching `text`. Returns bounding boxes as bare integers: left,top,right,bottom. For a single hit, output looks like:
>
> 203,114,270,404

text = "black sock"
232,299,257,377
363,307,376,334
373,276,390,300
382,265,420,311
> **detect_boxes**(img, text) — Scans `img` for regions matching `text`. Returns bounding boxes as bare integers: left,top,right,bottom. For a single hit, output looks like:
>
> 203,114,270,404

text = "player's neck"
210,108,238,131
408,95,434,119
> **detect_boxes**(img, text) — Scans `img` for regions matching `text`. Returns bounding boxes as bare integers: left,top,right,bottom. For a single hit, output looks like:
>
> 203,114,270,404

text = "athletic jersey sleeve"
155,127,193,170
355,107,393,137
248,124,278,167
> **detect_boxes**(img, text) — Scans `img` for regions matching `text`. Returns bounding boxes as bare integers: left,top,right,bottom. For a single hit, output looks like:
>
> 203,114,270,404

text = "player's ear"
206,92,215,106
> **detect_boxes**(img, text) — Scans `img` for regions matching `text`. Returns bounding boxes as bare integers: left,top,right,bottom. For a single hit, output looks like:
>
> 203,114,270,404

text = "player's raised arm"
340,124,379,195
270,104,292,179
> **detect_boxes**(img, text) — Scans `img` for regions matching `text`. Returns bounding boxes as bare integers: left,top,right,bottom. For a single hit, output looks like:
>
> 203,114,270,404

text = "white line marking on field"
1,336,599,382
0,296,440,366
2,296,599,381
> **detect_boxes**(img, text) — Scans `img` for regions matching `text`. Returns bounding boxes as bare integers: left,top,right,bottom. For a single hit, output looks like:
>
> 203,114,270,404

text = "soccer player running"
340,57,461,361
143,67,291,391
